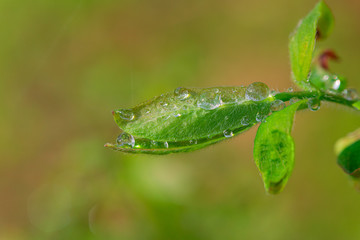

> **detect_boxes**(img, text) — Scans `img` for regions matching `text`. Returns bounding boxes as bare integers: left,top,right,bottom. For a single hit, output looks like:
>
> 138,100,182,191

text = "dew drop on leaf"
114,109,135,121
308,98,320,111
116,132,135,148
159,101,169,107
174,87,191,100
270,100,285,111
324,75,341,91
342,88,359,101
151,140,159,147
245,82,270,101
270,90,278,96
241,116,250,126
256,112,266,122
197,91,222,110
290,97,300,105
223,129,234,138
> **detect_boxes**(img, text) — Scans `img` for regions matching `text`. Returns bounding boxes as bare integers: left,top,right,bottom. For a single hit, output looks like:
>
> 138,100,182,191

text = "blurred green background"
1,0,360,239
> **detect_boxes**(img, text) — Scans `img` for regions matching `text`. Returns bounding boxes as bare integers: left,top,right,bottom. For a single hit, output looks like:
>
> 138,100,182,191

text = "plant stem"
274,91,358,109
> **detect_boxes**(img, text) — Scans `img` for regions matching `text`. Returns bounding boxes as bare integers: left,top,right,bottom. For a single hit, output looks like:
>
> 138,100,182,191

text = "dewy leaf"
253,100,306,194
106,85,273,154
335,129,360,177
289,1,334,90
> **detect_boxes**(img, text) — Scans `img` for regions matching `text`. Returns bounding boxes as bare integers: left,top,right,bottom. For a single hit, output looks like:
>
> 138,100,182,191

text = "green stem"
274,91,358,109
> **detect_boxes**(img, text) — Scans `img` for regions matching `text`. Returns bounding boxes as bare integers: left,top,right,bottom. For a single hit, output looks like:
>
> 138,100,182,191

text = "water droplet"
164,142,169,148
331,79,341,90
245,82,270,101
241,116,250,126
256,112,266,122
270,100,285,111
160,101,168,107
115,109,135,121
342,88,358,101
270,90,278,96
324,75,345,92
290,97,300,105
223,130,234,138
287,87,294,92
197,91,222,110
150,140,159,147
307,98,320,111
174,87,190,100
116,132,135,148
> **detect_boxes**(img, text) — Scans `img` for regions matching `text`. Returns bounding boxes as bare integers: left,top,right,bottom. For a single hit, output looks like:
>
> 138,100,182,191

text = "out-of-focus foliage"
335,129,360,176
289,1,334,90
1,0,360,239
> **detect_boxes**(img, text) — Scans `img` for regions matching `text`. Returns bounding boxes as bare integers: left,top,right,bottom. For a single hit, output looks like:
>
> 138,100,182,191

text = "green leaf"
335,129,360,177
106,86,273,154
289,1,334,90
253,100,306,194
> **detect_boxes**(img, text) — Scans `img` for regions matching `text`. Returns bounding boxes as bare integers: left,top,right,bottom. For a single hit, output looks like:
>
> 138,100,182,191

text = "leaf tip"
353,101,360,110
265,180,287,194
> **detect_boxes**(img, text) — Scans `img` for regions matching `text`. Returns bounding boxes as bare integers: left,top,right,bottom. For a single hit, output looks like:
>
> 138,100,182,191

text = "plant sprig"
106,1,360,194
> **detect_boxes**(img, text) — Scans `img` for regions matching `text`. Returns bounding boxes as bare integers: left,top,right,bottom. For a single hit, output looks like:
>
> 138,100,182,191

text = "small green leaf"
335,129,360,177
289,1,334,90
253,100,306,194
107,85,273,154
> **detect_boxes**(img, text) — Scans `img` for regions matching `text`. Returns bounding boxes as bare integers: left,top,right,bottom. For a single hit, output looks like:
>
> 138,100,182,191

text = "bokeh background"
1,0,360,239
